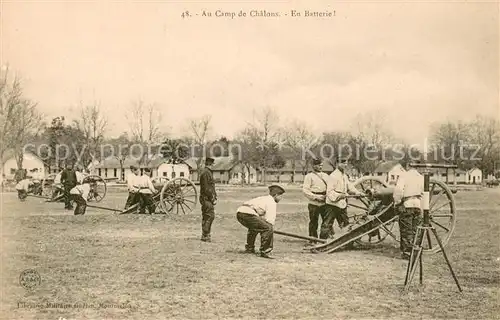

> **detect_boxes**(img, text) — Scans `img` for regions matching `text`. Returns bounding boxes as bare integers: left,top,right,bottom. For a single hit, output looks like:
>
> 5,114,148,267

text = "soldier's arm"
393,175,405,204
302,175,318,201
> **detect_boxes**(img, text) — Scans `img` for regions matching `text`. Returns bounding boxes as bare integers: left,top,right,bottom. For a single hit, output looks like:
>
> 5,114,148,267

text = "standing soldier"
199,157,217,242
60,162,78,210
236,184,285,259
393,162,424,259
124,165,140,210
136,168,157,214
302,158,329,240
322,158,364,239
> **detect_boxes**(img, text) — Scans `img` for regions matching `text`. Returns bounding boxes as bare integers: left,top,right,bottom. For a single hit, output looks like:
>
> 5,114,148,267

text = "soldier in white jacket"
124,165,140,210
322,159,364,239
236,184,285,259
16,179,33,201
302,158,330,239
70,180,95,215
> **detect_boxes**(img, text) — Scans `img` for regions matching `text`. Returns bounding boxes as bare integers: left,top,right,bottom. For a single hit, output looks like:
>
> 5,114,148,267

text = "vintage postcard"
1,0,498,319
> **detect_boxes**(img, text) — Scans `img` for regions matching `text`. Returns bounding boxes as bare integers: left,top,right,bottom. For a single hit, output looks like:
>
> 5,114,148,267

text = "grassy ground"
1,187,499,319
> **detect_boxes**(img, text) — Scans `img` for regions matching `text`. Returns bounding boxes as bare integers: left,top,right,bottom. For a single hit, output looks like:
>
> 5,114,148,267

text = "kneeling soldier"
70,181,94,215
16,178,33,201
236,184,285,259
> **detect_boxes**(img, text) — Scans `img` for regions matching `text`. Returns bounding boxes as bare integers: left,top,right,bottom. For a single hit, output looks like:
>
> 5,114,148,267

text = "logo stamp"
19,269,41,290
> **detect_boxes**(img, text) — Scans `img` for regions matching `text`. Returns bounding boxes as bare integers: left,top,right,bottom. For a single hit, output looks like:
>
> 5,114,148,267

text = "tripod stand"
403,164,463,292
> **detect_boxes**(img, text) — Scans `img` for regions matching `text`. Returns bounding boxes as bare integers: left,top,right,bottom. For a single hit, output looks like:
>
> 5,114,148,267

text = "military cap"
205,157,215,164
268,184,285,195
312,158,322,165
130,165,138,170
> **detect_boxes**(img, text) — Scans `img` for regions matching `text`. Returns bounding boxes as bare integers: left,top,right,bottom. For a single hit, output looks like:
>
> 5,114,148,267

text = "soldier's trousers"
398,206,423,253
71,194,87,215
320,205,349,239
17,190,27,201
201,198,215,237
236,212,273,253
63,183,76,209
138,193,156,214
124,192,139,210
308,204,329,238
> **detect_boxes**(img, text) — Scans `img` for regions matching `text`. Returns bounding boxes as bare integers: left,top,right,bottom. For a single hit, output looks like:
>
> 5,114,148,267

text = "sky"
1,0,499,146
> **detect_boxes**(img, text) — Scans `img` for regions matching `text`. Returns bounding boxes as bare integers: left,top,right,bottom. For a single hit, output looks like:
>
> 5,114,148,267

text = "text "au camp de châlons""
182,10,336,19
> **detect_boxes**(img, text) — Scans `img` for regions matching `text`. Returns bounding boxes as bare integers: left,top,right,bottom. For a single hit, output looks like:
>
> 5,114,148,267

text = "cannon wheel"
349,177,457,254
348,176,397,247
159,177,198,214
423,179,457,253
41,173,58,198
83,175,107,203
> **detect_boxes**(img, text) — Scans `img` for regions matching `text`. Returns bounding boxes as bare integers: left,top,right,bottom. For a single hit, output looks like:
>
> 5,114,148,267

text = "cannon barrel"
365,187,395,205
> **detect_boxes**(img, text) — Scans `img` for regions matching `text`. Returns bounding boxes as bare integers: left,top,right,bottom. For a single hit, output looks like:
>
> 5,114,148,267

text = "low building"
466,167,482,184
184,157,257,184
1,150,48,181
372,161,405,185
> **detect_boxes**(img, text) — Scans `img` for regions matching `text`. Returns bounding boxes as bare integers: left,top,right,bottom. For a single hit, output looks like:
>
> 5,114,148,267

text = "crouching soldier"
136,168,157,214
236,184,285,259
16,178,33,201
69,180,95,215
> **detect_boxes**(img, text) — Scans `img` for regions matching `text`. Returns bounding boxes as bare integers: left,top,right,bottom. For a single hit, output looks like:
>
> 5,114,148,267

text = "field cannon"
120,177,198,215
296,175,457,254
41,173,109,203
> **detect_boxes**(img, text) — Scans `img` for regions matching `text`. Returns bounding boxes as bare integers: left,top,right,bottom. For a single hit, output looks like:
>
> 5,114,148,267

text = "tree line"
1,67,499,183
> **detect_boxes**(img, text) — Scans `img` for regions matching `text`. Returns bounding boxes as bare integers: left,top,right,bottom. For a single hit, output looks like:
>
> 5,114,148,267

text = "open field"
1,187,499,319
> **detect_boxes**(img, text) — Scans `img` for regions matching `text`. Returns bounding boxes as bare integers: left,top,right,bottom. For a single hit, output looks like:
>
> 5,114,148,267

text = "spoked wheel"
159,177,198,214
41,174,57,198
420,179,457,253
349,176,398,247
83,175,107,202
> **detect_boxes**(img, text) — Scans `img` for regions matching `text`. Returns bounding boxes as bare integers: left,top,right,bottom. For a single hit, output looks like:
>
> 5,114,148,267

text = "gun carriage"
302,174,457,254
41,173,108,202
120,177,198,215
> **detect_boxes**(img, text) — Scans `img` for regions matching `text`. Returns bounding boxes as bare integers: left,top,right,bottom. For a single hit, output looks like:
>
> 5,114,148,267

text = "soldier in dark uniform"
199,157,217,242
60,162,78,210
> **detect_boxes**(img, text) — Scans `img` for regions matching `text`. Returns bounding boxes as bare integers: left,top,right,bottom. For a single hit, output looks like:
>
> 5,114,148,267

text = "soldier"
75,166,85,185
15,178,33,201
322,158,364,239
60,162,78,210
136,168,157,214
124,165,140,210
199,157,217,242
70,180,95,215
393,162,424,259
52,168,64,200
302,158,330,240
236,184,285,259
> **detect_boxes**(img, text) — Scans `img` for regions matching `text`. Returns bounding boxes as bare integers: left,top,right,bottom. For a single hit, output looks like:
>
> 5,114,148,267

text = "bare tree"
187,114,213,173
246,106,282,183
429,119,471,166
0,66,21,181
0,66,42,183
283,120,319,182
468,115,500,175
126,99,166,144
11,99,43,170
351,108,393,148
73,101,108,166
